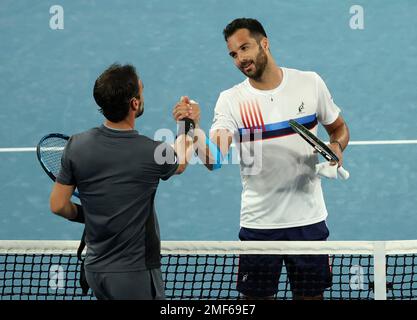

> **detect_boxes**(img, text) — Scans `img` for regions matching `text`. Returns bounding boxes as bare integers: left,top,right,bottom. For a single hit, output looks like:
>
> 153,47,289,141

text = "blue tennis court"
0,0,416,243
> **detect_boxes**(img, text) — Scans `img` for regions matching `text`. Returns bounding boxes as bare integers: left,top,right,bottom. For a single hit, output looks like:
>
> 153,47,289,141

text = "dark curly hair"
93,63,139,122
223,18,267,42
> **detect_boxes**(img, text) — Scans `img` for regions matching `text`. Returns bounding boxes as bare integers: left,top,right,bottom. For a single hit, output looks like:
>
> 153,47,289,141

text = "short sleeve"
157,142,179,181
210,92,238,135
315,73,341,125
56,137,76,185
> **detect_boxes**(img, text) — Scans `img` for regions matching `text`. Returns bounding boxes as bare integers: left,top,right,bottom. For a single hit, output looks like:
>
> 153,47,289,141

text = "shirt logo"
297,102,305,114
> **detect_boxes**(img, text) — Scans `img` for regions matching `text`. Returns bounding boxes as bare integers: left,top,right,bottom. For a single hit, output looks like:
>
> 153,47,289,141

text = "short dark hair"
223,18,267,42
93,63,139,122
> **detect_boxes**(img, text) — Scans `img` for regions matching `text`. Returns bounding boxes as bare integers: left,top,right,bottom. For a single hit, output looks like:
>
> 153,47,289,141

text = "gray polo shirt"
57,125,178,272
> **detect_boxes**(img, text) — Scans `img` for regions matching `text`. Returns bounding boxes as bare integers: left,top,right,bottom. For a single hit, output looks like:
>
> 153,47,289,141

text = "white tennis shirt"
210,67,341,229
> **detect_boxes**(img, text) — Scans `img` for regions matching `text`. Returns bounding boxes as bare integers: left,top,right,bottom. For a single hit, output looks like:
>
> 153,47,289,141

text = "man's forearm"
324,116,349,152
52,202,85,224
193,127,226,171
52,201,78,220
193,127,212,169
173,134,194,173
329,123,350,151
192,127,233,171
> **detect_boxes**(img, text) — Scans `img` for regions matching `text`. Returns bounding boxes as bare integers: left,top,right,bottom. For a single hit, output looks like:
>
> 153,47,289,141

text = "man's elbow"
50,195,64,215
50,204,63,216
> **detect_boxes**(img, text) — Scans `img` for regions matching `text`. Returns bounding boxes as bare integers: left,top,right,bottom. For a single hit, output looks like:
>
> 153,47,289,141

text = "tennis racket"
36,133,79,197
37,133,87,294
289,119,350,180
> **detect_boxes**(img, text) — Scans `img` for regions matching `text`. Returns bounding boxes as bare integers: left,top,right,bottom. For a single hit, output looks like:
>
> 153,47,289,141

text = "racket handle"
73,191,80,198
178,97,196,135
337,166,350,180
183,118,195,135
177,118,195,136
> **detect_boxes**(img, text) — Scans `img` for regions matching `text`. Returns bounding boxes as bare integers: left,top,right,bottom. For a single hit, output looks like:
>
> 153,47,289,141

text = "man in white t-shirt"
173,18,350,299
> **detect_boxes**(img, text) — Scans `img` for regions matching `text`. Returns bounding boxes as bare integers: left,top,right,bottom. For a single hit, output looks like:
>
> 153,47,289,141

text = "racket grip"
73,191,80,198
177,118,195,136
184,118,195,135
337,166,350,180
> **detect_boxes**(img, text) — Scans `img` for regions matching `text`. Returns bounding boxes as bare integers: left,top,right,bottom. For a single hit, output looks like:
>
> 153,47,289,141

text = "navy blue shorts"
237,221,332,298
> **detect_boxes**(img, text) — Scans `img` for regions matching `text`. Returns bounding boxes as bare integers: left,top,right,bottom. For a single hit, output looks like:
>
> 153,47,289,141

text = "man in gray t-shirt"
49,64,196,300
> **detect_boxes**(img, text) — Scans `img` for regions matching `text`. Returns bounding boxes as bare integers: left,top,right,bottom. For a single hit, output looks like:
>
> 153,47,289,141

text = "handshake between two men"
171,96,233,172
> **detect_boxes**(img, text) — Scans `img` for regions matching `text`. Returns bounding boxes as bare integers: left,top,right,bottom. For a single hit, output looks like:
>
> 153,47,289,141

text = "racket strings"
39,137,66,177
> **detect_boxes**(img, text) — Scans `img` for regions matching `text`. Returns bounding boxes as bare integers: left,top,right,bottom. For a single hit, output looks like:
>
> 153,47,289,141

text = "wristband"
69,203,85,224
206,137,223,170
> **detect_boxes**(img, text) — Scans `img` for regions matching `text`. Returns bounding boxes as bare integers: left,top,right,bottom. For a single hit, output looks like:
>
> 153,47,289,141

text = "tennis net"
1,240,417,300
